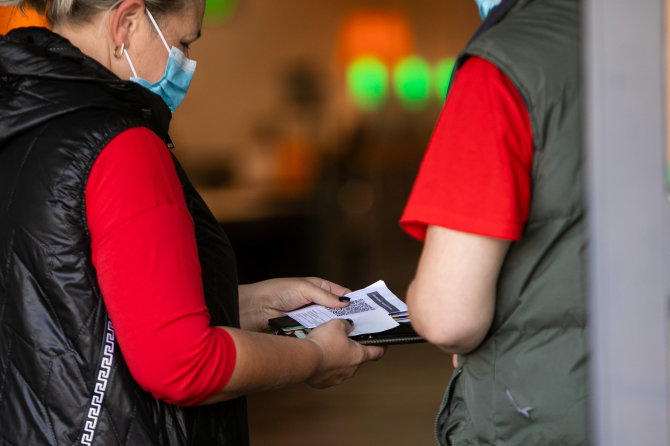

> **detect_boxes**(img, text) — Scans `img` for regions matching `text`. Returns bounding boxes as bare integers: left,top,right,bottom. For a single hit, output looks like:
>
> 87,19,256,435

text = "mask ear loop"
122,9,166,79
124,49,139,78
145,9,171,53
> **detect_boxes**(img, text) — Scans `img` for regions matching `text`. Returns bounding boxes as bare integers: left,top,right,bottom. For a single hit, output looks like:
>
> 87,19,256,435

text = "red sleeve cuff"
181,327,237,406
400,205,525,242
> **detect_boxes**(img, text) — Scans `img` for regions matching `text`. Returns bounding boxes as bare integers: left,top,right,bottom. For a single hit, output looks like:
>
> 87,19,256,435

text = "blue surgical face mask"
474,0,503,20
124,9,196,112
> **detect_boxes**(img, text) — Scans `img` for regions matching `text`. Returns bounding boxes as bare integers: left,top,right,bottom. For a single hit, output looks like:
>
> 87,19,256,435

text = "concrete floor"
247,342,454,445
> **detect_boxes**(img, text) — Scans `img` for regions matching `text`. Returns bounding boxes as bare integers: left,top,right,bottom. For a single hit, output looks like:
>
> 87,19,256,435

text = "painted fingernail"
339,296,351,303
346,319,354,326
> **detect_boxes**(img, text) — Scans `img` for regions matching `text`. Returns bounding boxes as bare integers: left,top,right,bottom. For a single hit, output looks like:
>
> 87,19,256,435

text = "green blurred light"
205,0,237,22
393,56,432,111
435,57,456,101
346,56,389,112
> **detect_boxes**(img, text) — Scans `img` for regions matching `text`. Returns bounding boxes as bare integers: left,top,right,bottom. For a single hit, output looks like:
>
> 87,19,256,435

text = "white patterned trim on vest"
80,319,115,446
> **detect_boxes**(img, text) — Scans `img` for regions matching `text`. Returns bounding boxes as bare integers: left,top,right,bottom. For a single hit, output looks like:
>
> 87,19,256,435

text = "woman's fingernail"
339,296,351,303
346,319,354,326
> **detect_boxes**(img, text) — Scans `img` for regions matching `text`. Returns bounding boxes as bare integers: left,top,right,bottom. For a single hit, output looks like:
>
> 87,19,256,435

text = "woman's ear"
110,0,146,51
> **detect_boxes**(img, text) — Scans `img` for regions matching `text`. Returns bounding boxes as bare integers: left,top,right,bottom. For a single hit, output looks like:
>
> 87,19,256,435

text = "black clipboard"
268,314,425,346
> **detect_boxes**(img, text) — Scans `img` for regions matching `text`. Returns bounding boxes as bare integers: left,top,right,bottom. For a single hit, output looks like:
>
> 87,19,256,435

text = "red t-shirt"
86,127,236,406
400,56,534,241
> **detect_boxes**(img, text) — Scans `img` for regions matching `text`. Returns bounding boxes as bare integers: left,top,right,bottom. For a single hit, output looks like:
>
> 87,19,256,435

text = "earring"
113,43,125,58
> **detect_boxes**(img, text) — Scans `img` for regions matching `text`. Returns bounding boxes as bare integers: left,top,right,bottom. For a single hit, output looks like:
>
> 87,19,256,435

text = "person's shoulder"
107,126,164,147
101,126,171,164
94,126,174,186
457,56,509,82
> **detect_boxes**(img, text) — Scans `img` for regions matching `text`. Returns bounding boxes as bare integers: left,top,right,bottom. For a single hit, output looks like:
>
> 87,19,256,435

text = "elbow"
126,327,235,406
412,319,485,355
128,355,227,407
158,389,204,407
135,376,206,407
407,282,490,355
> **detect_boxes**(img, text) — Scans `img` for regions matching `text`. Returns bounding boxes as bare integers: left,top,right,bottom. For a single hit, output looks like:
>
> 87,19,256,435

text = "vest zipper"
435,365,463,446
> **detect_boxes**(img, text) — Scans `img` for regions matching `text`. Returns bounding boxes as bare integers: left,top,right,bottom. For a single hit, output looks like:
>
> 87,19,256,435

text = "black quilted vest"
0,27,249,445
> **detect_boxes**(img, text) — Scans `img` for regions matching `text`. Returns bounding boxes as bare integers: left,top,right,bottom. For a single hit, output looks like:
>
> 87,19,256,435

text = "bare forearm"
237,284,262,331
201,321,383,404
202,327,320,403
407,226,509,354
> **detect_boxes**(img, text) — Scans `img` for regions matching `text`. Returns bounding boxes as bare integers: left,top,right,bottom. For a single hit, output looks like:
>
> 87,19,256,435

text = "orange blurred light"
0,5,49,35
336,9,414,68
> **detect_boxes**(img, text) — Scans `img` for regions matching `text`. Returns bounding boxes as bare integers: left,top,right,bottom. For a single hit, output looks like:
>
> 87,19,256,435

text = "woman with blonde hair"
0,0,384,444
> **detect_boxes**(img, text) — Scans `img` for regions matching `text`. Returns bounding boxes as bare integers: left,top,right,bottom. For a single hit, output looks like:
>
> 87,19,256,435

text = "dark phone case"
268,315,425,346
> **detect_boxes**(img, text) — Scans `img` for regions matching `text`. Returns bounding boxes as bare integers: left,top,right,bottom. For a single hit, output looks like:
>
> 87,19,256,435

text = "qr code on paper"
328,299,374,316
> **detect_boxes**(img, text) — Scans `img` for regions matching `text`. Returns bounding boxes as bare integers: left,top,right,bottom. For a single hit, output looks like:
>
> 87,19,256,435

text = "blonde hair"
0,0,185,25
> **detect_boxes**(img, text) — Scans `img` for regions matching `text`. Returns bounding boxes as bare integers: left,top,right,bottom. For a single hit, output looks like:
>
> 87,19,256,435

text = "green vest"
436,0,588,444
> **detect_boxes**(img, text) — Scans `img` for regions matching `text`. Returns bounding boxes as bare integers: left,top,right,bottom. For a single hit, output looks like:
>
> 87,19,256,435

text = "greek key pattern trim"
80,320,115,446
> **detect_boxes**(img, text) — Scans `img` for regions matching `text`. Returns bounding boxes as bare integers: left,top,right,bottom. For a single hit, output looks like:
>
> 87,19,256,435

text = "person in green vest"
400,0,588,444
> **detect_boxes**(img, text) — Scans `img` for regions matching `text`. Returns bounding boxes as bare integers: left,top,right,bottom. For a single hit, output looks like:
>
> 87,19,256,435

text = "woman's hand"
238,277,351,332
305,319,386,388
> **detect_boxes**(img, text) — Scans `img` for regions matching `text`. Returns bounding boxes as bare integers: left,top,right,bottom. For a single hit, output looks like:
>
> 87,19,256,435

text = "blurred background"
5,1,670,443
171,0,479,291
168,0,480,444
1,0,481,443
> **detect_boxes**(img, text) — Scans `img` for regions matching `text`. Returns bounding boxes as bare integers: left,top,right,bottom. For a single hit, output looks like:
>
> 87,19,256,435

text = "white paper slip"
344,280,407,313
286,280,406,336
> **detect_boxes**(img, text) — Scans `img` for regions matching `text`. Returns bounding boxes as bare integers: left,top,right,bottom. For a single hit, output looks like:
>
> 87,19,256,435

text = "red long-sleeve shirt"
86,127,236,406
